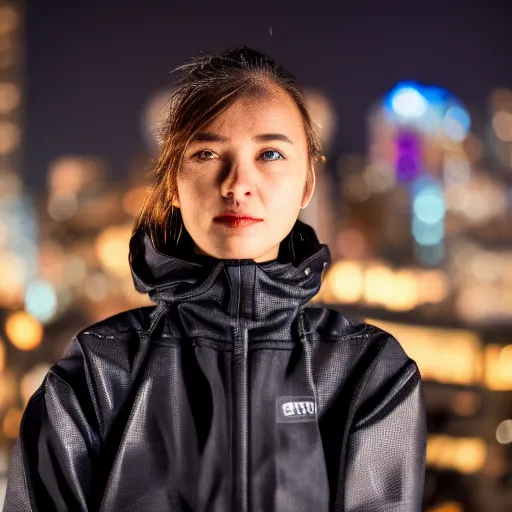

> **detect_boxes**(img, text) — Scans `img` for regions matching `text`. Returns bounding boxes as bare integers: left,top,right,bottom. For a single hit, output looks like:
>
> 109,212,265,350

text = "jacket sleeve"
342,335,427,512
2,339,101,512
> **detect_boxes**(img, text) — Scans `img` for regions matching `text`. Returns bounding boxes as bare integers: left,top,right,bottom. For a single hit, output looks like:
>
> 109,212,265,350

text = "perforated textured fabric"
3,220,426,512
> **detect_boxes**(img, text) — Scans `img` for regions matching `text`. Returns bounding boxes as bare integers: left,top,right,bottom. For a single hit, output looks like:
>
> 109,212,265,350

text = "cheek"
267,170,306,205
177,173,211,209
263,184,303,228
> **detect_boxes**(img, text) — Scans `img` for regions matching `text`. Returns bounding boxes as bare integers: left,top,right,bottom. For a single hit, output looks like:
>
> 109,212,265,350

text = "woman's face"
175,87,315,262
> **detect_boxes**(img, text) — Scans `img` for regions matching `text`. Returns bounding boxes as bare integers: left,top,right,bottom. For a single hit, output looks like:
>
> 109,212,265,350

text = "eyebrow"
253,133,294,144
191,132,227,142
191,131,294,144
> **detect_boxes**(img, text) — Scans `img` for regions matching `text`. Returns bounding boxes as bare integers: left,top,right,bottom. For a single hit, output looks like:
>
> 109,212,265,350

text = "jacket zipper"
232,324,249,511
231,263,249,511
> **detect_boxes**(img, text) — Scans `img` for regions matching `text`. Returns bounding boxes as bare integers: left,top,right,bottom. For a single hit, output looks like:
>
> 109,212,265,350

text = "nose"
219,161,255,203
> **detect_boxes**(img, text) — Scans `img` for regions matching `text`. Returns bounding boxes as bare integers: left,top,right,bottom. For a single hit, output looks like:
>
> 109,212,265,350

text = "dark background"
25,0,512,190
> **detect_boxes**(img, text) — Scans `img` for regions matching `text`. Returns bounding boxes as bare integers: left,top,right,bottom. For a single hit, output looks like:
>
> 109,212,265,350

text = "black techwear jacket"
3,220,426,512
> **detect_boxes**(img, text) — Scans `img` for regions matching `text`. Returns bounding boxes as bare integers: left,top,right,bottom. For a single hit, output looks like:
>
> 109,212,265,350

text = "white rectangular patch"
276,396,317,423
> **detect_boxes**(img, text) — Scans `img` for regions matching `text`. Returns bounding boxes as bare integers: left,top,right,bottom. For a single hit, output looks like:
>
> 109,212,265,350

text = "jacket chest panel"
100,345,330,512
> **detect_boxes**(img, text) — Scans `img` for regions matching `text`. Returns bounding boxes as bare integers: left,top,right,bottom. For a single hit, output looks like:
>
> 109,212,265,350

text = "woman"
3,46,426,512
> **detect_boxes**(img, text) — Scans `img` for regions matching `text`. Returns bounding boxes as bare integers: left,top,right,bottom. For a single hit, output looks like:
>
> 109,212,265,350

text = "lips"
213,214,263,228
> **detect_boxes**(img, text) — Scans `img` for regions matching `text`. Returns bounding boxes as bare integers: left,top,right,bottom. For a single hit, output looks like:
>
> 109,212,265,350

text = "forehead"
205,87,307,141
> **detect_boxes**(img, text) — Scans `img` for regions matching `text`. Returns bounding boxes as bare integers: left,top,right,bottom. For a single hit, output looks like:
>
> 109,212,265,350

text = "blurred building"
0,0,28,500
313,82,512,511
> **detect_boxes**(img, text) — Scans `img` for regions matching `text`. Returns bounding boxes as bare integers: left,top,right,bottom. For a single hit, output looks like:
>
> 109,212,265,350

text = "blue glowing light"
389,85,428,119
412,217,445,246
411,175,445,248
413,192,445,224
25,279,58,323
385,83,471,143
420,85,451,107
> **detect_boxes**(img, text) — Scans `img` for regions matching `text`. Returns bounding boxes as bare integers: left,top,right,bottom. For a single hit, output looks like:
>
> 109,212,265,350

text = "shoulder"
304,306,423,420
76,306,154,341
58,305,156,383
303,304,414,371
37,306,156,435
62,306,155,360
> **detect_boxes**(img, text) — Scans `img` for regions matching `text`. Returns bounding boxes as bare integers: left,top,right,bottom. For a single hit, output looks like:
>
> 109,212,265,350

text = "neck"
192,243,279,264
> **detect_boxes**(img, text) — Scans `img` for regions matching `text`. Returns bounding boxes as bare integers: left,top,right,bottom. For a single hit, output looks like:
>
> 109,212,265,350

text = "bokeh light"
142,88,174,150
413,190,445,224
484,345,512,390
5,311,43,351
24,279,58,323
426,435,486,474
0,122,20,154
47,156,106,195
122,186,148,217
0,6,17,36
0,252,24,307
418,270,450,304
328,261,364,303
47,192,78,222
492,111,512,142
2,407,22,440
395,131,422,182
390,85,429,118
386,269,419,311
496,420,512,445
0,82,20,113
442,105,471,142
305,88,337,150
427,502,463,512
343,174,370,202
95,224,132,278
443,154,471,184
363,264,394,306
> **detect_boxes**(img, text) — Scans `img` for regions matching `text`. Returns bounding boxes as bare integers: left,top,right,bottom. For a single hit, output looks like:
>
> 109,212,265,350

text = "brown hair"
133,45,322,250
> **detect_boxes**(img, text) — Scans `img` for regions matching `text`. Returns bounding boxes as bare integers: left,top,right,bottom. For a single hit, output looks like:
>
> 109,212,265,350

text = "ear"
301,165,316,209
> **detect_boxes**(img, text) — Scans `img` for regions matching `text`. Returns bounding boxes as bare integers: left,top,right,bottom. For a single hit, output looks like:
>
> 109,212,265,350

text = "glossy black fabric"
3,220,426,511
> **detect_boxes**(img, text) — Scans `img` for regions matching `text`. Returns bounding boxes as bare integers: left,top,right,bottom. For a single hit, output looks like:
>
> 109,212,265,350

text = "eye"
260,150,284,161
195,150,217,160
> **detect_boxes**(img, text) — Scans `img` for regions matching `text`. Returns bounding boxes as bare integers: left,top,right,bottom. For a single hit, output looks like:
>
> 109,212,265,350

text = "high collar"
129,220,330,338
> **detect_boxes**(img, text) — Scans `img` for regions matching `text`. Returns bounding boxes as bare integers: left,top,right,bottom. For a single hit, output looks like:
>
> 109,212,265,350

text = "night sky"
24,0,512,191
